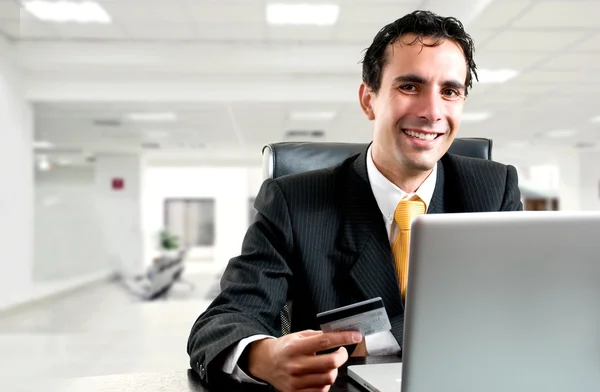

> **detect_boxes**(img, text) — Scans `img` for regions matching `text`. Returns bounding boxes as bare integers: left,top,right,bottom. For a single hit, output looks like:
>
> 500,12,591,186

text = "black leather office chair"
262,137,492,179
260,137,492,335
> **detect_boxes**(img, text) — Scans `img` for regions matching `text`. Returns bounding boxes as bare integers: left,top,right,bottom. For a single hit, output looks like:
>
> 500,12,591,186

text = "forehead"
383,33,467,80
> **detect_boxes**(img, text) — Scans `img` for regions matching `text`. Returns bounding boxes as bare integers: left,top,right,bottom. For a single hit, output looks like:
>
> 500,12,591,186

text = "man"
187,10,522,392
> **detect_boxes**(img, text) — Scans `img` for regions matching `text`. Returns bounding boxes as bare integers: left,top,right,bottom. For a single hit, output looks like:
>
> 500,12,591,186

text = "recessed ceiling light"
33,141,54,149
590,116,600,124
266,3,340,26
461,112,492,122
546,129,578,138
127,112,178,122
476,69,519,84
23,1,111,24
289,111,337,121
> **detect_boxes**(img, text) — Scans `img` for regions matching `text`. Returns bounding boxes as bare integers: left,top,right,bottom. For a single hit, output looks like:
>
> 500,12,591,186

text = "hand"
247,329,363,392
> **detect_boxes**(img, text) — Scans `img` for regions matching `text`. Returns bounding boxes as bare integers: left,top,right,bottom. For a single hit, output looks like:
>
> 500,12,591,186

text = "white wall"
494,146,581,211
580,151,600,211
142,166,263,271
34,166,109,280
0,37,35,310
95,155,144,277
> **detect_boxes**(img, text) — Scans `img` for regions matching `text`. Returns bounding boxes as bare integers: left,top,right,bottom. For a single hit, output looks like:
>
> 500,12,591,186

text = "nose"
414,89,443,123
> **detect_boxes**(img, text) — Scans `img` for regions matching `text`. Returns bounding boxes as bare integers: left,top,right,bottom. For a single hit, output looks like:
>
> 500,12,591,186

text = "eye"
399,84,418,92
442,88,464,100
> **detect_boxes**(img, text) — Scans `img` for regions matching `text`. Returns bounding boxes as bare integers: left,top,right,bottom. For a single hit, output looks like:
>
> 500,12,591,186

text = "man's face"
360,33,468,175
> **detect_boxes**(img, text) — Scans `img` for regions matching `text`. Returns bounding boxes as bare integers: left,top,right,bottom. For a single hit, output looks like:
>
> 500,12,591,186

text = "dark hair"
361,10,477,95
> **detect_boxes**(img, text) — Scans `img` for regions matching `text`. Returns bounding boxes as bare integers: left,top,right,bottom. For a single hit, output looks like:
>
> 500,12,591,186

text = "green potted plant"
159,229,180,258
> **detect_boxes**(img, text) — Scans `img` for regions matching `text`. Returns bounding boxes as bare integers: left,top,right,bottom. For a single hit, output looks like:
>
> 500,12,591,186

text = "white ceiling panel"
513,1,600,28
194,23,265,41
512,71,582,84
490,83,556,95
267,26,335,42
125,23,196,41
422,0,504,26
0,20,17,39
337,4,417,25
187,3,264,24
541,53,600,70
467,29,499,47
333,24,380,45
0,0,19,21
4,18,60,39
528,94,600,109
475,52,547,70
101,2,187,23
468,1,533,28
480,31,586,52
572,33,600,52
53,24,126,40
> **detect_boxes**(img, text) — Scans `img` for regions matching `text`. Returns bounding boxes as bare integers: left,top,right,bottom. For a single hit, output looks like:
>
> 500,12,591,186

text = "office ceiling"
1,0,599,163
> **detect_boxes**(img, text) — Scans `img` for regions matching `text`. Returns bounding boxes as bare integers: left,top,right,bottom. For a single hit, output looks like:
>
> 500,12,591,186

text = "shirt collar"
366,145,437,223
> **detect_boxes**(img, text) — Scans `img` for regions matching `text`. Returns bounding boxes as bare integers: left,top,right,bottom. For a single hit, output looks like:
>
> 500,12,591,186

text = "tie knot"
394,198,426,231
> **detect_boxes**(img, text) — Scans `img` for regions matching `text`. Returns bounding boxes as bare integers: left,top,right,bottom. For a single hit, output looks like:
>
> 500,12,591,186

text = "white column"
579,151,600,211
94,154,145,277
0,37,35,309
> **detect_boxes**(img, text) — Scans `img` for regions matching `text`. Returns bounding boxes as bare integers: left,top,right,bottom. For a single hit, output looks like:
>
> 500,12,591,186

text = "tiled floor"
0,264,220,391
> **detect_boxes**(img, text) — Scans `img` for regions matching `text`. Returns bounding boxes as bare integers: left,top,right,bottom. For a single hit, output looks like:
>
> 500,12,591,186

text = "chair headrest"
262,138,492,179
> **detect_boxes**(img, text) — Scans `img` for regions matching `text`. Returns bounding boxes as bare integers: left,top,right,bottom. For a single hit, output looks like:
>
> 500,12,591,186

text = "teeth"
404,129,437,141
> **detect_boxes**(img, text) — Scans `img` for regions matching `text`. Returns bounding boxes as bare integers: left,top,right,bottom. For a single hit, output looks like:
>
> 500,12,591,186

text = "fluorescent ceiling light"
127,112,178,122
476,69,518,84
290,111,337,121
33,141,54,149
461,112,492,122
266,3,340,26
546,129,578,138
23,1,111,24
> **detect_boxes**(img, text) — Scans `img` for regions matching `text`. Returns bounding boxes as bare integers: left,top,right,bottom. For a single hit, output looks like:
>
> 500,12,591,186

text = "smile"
402,129,443,141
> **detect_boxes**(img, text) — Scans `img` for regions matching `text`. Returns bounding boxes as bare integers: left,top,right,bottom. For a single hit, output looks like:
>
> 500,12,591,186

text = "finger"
298,387,331,392
288,347,348,375
296,330,323,338
290,369,338,390
300,331,362,354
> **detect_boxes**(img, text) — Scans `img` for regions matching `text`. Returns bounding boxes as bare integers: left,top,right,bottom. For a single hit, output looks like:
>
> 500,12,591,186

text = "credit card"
316,297,391,337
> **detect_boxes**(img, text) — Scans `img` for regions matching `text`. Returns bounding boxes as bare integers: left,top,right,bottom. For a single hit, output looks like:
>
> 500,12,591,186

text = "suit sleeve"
500,165,523,211
187,178,294,384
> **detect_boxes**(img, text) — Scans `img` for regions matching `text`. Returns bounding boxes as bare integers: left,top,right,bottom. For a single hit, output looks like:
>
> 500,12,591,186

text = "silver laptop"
348,211,600,392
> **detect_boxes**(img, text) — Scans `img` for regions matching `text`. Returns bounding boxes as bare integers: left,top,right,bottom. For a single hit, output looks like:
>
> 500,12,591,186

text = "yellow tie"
393,198,426,300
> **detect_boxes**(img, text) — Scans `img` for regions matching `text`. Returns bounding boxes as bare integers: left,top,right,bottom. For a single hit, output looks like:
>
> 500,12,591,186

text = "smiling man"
188,10,523,392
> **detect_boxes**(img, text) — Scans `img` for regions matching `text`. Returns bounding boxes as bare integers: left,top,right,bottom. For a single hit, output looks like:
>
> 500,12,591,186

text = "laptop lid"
400,211,600,392
347,362,403,392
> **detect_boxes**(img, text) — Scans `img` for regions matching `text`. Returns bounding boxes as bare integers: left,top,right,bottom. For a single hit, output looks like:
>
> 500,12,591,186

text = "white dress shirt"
221,146,438,384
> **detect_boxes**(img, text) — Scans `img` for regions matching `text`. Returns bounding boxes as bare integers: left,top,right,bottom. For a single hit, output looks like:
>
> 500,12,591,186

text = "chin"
400,152,439,172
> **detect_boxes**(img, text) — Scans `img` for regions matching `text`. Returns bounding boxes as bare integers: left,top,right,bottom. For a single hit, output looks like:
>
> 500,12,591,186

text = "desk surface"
61,355,401,392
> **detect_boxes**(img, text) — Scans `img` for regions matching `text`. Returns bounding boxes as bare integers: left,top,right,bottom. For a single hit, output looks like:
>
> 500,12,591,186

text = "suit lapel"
335,147,404,317
427,160,446,214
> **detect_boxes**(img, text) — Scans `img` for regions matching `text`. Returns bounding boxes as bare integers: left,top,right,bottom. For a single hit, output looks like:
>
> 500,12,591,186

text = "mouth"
402,129,444,141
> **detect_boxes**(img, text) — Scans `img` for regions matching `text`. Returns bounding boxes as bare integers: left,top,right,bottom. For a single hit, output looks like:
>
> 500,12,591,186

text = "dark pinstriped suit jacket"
187,147,523,383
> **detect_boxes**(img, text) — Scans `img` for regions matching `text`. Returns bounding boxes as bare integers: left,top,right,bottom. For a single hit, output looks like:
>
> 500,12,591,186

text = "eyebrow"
393,74,466,92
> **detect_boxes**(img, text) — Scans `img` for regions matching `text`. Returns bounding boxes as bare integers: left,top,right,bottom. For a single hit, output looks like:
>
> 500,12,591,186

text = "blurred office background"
0,0,599,389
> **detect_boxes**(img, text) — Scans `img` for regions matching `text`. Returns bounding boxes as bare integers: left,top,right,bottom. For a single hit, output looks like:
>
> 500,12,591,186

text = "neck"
371,153,433,194
379,166,433,194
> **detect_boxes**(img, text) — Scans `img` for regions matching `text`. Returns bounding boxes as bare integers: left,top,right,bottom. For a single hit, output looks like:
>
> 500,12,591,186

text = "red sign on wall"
111,178,125,190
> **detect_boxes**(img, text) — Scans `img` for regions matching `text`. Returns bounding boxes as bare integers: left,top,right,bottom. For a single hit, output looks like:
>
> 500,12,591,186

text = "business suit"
187,146,523,383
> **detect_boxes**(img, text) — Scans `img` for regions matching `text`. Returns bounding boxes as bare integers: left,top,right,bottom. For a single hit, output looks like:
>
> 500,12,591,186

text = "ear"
358,82,375,121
